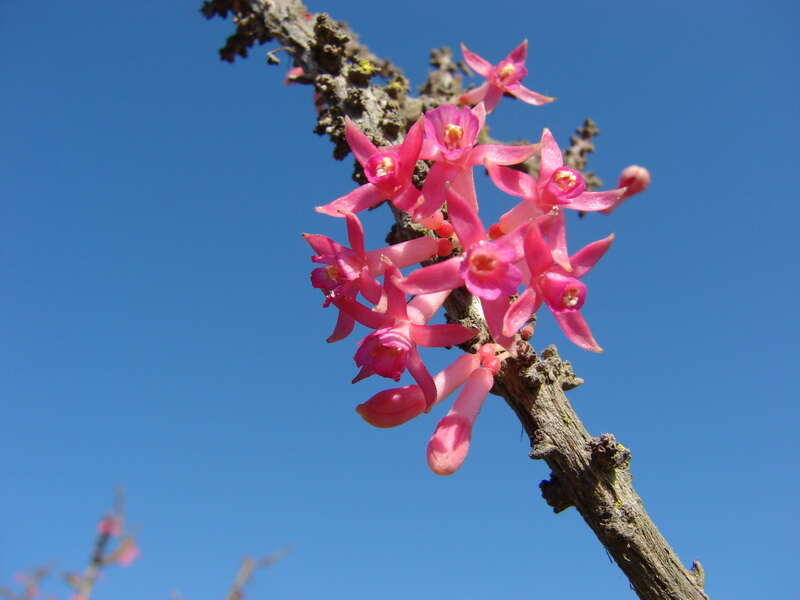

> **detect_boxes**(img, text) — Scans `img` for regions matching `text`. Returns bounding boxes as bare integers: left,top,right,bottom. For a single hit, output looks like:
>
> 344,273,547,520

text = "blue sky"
1,1,798,598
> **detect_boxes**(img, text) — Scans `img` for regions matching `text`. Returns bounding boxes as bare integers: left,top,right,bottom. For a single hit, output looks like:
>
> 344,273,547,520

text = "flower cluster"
304,41,650,475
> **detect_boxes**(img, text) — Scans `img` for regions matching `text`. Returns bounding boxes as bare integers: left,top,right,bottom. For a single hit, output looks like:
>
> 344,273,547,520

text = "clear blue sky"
1,1,798,598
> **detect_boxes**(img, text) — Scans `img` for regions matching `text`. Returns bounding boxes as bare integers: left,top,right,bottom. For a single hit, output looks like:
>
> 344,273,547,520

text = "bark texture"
200,2,710,598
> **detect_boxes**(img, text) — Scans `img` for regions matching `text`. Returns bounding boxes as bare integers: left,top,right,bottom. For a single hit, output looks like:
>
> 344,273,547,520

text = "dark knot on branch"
539,475,573,513
587,433,631,472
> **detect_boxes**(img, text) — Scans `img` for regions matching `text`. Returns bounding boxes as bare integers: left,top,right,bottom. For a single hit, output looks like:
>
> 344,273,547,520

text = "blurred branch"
202,2,709,599
226,546,292,600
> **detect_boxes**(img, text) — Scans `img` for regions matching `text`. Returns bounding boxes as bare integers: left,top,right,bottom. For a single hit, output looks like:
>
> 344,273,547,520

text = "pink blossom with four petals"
303,210,437,341
460,40,555,113
503,224,613,352
412,103,540,221
316,117,425,217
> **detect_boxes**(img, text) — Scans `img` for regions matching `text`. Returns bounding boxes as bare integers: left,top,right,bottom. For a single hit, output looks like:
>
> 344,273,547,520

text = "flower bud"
356,385,426,428
602,165,651,214
618,165,651,198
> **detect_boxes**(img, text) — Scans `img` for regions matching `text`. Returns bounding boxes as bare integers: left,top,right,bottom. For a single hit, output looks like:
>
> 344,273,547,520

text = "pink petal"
326,309,355,343
460,43,494,78
445,184,486,250
365,236,438,273
460,81,489,106
502,287,538,338
357,266,383,305
344,117,378,168
398,257,464,295
408,291,451,324
469,143,539,167
316,183,383,217
498,199,540,233
450,167,479,213
433,353,482,403
539,211,571,272
486,163,535,199
407,347,437,409
352,364,375,383
331,296,388,330
410,323,476,347
398,116,425,184
568,188,625,212
392,185,421,212
506,82,555,106
481,295,515,351
523,222,554,277
471,102,487,132
570,233,614,279
482,84,505,113
552,310,603,353
416,162,458,220
343,210,366,256
302,232,346,257
506,39,528,65
538,128,563,182
382,261,409,321
420,137,441,162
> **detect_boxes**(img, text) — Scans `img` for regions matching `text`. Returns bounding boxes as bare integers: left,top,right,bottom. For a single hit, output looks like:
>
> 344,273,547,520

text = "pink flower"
486,129,625,270
113,538,139,567
333,260,477,407
427,367,495,475
316,117,425,216
354,326,415,382
487,128,627,233
399,185,524,350
303,210,437,342
97,515,122,536
503,224,613,352
412,103,539,221
424,104,481,163
601,165,651,214
459,40,555,113
458,240,522,300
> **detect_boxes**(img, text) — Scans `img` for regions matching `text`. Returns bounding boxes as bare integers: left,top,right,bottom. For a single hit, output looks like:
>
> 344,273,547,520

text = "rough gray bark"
200,2,710,598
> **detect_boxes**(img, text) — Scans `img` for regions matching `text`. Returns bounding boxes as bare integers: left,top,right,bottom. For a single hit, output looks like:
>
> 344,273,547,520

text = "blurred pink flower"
114,538,139,567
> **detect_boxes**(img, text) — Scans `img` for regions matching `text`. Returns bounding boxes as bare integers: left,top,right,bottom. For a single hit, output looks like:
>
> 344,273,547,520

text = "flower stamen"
443,124,464,148
553,168,578,192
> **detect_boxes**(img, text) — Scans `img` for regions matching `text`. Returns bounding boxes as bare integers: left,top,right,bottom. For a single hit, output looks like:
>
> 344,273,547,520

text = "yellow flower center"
498,63,515,78
376,156,395,177
444,123,464,147
553,169,578,192
470,253,496,274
